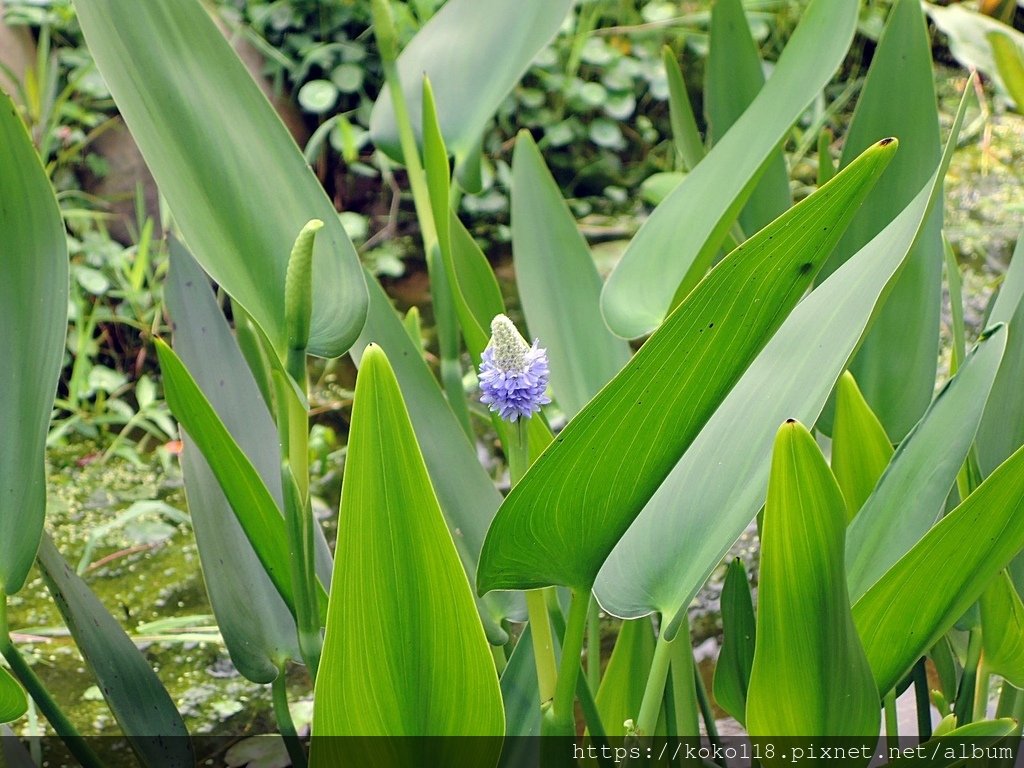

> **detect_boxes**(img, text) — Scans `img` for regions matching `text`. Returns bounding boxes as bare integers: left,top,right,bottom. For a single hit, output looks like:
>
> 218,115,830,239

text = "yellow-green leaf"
853,442,1024,695
746,421,878,739
595,618,658,736
0,666,26,725
980,571,1024,688
312,346,503,750
832,371,893,520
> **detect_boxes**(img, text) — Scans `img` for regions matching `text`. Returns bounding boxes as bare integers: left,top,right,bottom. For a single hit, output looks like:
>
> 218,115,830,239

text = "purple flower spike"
479,314,551,423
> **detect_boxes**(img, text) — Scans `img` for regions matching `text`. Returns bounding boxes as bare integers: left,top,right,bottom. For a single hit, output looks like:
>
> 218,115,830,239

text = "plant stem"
587,597,601,694
636,629,674,737
509,420,560,712
955,629,983,726
883,689,899,747
547,589,590,735
912,657,932,740
271,671,307,768
0,601,103,768
667,627,700,738
974,662,991,723
693,655,722,756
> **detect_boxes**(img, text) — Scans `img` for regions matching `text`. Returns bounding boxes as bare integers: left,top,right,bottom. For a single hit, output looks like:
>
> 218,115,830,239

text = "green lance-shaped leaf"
663,46,703,171
980,571,1024,688
165,244,305,683
601,0,858,339
977,230,1024,476
419,77,555,465
72,0,367,358
853,441,1024,695
477,138,896,595
595,618,658,737
845,324,1007,601
352,274,523,640
746,421,879,739
593,80,971,638
37,536,194,766
818,0,942,440
705,0,791,235
156,338,328,622
312,346,504,754
0,94,67,594
370,0,573,164
831,371,894,520
713,559,756,726
0,667,26,725
511,131,632,417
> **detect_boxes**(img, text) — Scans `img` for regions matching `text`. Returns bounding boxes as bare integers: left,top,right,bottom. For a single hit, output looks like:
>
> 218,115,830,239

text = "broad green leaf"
477,138,896,594
37,536,194,766
705,0,790,235
0,666,26,724
73,0,367,358
853,441,1024,694
989,31,1024,110
713,559,756,726
165,244,302,684
594,81,971,637
155,339,328,621
980,571,1024,688
511,132,632,417
352,274,522,640
845,324,1007,601
370,0,573,162
746,421,879,738
594,618,657,736
831,371,894,520
0,93,67,594
977,231,1024,476
312,346,503,748
601,0,858,339
819,0,942,440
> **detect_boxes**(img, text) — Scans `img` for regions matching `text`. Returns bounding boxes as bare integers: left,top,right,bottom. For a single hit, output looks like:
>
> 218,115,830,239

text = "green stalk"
955,629,984,726
636,630,674,737
884,689,899,746
0,601,104,768
271,671,307,768
973,662,991,723
668,628,700,738
587,597,601,693
509,420,559,711
546,590,590,736
371,0,471,436
912,657,932,740
692,654,721,753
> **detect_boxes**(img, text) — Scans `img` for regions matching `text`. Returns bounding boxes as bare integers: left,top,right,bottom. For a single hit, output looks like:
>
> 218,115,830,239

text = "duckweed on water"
5,443,310,743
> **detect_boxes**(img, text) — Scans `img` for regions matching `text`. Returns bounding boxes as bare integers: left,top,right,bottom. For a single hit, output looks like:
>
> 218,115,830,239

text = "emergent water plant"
3,0,1024,766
